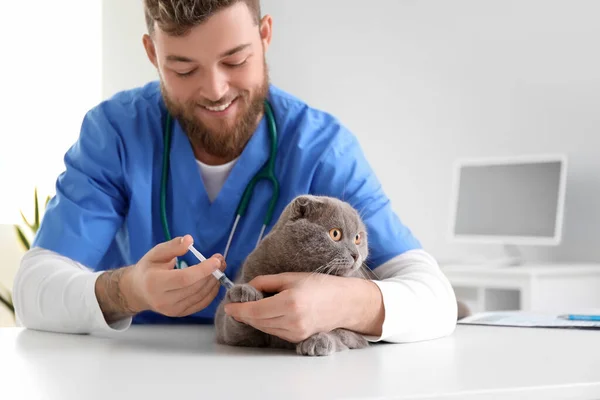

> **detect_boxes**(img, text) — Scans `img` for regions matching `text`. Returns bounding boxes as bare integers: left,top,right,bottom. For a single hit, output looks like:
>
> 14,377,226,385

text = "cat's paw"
332,328,369,349
296,332,337,356
226,284,263,303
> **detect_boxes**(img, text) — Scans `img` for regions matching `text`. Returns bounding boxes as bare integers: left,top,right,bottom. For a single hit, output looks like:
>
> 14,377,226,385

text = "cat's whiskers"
319,257,347,274
334,263,347,277
326,260,345,276
313,258,341,274
366,264,381,280
300,257,346,286
311,264,335,279
357,266,369,281
319,258,346,279
358,263,380,281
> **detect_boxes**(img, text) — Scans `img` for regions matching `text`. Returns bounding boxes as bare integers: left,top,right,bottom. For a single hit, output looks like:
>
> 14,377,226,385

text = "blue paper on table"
458,311,600,330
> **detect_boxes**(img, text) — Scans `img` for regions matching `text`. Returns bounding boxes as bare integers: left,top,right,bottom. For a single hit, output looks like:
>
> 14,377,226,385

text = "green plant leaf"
0,283,14,313
34,187,40,231
20,210,35,232
45,195,51,209
0,294,14,313
15,225,30,251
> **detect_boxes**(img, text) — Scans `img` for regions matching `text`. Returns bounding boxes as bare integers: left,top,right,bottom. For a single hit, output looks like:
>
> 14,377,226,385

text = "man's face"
144,3,272,161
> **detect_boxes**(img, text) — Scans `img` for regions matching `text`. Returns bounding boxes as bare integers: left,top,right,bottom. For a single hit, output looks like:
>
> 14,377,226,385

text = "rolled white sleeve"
12,247,132,334
364,249,458,343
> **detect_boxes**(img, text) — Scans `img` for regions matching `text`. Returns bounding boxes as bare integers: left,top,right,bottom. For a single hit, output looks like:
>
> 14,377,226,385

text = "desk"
1,325,599,399
442,263,600,315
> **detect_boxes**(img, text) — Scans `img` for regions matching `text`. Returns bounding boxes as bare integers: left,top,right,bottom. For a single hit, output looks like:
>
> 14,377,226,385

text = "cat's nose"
351,253,359,262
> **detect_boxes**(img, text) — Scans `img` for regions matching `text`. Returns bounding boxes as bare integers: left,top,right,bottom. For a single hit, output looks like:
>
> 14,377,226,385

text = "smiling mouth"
203,102,232,112
200,97,238,113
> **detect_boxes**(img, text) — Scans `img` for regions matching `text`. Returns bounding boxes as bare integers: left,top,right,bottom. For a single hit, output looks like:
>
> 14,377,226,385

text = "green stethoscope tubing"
160,100,279,268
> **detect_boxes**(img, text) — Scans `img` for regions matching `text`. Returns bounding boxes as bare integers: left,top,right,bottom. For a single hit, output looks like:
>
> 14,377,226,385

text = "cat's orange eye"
329,228,342,241
354,233,362,245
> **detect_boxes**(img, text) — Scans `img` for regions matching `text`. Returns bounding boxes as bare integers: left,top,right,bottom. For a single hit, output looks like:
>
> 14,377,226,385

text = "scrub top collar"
166,102,272,253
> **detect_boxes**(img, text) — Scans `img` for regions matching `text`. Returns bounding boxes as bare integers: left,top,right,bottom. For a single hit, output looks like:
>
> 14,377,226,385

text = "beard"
161,63,270,161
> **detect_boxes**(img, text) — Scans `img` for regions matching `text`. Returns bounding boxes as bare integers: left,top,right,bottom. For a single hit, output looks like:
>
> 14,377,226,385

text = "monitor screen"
451,157,566,244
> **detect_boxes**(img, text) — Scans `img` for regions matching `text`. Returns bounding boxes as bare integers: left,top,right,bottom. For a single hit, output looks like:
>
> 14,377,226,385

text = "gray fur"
214,194,371,356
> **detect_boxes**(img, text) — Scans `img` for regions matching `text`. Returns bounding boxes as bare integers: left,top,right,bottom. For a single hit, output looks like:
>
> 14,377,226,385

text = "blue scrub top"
33,81,422,325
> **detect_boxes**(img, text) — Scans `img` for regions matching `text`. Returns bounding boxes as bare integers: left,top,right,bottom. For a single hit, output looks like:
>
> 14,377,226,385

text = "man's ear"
289,195,323,220
259,14,273,51
142,34,158,68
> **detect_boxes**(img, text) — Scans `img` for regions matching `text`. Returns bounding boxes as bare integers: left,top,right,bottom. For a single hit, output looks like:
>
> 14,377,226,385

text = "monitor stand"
491,244,524,266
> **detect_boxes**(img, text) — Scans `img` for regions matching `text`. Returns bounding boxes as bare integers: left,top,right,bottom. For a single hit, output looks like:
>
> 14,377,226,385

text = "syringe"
187,244,234,289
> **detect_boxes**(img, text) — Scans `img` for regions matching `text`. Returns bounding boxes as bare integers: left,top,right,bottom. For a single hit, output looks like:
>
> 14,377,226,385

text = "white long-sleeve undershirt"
13,246,457,342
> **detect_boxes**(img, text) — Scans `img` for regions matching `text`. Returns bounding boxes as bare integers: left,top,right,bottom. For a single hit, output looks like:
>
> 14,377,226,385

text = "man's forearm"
342,278,385,337
352,250,458,343
13,247,134,334
94,267,138,324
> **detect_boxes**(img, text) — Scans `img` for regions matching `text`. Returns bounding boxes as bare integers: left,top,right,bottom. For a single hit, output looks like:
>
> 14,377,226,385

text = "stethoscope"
160,100,280,269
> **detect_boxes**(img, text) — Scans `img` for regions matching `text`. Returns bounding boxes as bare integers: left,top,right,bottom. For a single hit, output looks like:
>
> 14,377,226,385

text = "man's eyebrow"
165,44,251,63
219,43,251,58
166,55,196,63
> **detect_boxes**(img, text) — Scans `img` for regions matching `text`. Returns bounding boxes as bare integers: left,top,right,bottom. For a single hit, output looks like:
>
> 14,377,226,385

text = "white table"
1,324,599,399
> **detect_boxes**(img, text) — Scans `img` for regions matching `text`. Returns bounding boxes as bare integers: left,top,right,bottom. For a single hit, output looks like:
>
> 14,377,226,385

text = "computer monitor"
449,154,567,248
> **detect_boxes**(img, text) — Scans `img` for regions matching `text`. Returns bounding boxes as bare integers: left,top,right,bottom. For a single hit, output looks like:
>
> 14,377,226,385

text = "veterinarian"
12,0,458,344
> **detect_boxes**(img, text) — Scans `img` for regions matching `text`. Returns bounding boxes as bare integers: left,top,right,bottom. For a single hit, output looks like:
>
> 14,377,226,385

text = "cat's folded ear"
289,195,325,220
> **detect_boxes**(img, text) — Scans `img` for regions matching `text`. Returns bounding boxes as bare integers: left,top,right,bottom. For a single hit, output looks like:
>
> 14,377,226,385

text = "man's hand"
95,235,225,324
223,272,384,343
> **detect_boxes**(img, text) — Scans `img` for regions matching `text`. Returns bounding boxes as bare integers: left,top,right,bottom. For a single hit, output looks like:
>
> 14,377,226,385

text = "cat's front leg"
214,284,269,348
296,329,368,356
227,283,263,303
330,328,369,350
296,332,339,356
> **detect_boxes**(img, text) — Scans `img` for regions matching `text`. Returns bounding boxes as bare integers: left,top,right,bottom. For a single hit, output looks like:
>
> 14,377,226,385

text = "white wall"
102,0,157,99
1,1,102,223
261,0,600,264
101,0,600,264
0,1,102,325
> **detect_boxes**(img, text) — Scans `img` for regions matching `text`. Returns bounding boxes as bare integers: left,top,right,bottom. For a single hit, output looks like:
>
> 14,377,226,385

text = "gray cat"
214,194,371,356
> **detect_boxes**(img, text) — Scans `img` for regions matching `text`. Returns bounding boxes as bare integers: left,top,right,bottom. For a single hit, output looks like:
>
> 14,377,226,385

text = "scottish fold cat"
214,194,372,356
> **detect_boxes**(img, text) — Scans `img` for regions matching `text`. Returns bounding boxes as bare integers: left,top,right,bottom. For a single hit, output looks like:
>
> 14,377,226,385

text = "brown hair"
144,0,261,36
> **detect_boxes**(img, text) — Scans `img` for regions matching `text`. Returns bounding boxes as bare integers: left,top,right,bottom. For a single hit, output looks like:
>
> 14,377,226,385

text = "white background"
0,1,102,223
2,1,600,296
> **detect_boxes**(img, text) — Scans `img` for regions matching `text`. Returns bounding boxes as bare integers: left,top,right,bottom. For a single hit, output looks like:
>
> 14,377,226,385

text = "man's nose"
201,68,229,102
